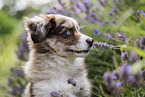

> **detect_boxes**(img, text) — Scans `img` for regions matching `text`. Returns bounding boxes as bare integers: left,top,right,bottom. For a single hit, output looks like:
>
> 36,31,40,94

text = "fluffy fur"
23,14,93,97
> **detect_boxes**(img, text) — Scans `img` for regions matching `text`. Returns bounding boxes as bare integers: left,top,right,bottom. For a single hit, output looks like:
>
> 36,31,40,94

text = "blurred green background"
0,0,145,97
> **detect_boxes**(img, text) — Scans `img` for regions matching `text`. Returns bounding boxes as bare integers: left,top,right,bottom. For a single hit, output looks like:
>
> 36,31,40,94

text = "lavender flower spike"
67,78,76,86
116,82,122,87
134,39,140,48
104,72,114,85
129,51,137,63
121,52,128,61
141,70,145,80
111,73,117,80
104,33,112,40
119,64,131,81
93,29,101,36
93,41,114,49
128,75,134,82
117,33,127,41
51,91,60,97
140,36,145,48
141,10,145,17
136,10,140,18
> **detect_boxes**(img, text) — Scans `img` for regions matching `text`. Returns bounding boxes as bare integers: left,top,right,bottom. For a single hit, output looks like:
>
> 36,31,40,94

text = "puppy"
23,14,93,97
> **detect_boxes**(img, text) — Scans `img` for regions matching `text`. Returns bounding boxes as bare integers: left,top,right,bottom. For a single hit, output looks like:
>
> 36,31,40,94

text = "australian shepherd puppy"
23,14,93,97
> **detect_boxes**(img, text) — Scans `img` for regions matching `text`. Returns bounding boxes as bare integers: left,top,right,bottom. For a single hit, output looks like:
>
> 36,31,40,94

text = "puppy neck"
29,49,77,66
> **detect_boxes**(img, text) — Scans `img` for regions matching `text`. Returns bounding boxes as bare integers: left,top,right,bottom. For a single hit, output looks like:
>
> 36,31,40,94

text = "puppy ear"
24,17,45,43
24,17,35,30
45,16,56,35
23,16,57,43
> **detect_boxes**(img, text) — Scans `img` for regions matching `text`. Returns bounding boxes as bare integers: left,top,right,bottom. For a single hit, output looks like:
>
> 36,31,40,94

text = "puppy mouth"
66,49,89,53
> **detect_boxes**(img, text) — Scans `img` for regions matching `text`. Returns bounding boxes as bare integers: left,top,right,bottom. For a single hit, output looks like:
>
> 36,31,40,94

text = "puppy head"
24,14,93,57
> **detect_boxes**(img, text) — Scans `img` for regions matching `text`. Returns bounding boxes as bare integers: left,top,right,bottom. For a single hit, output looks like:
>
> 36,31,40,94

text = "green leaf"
131,61,145,73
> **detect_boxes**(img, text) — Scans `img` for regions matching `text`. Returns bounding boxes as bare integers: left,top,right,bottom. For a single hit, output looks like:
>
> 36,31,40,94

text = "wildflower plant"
7,33,28,97
100,10,145,96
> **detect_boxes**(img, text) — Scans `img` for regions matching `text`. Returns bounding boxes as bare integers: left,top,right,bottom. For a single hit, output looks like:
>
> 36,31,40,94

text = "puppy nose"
86,38,94,47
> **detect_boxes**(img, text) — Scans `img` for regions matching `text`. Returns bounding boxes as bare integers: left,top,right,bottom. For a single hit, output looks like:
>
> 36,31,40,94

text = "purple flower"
113,76,117,80
111,45,115,49
104,72,118,93
10,90,17,95
51,91,60,97
82,0,89,3
80,86,84,90
71,81,76,86
129,51,137,63
92,42,99,48
103,42,108,47
76,3,86,12
109,12,115,16
140,36,145,48
141,70,145,80
133,73,140,81
121,52,128,61
136,10,140,18
93,42,113,49
131,80,140,88
83,1,93,11
140,70,143,75
92,12,96,16
104,33,112,40
117,33,127,41
130,73,141,88
67,78,76,86
117,33,122,37
70,0,76,3
134,39,140,48
116,82,122,87
128,75,134,82
136,10,140,15
98,0,105,6
93,29,101,36
141,10,145,17
67,78,73,83
112,8,120,14
111,72,118,80
104,72,114,85
8,78,13,86
90,18,96,23
103,42,110,49
14,69,24,77
101,23,105,26
76,4,81,9
105,20,110,24
112,19,117,24
119,64,131,81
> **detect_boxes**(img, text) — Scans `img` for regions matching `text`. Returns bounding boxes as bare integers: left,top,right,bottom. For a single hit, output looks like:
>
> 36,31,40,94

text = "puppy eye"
66,31,71,35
